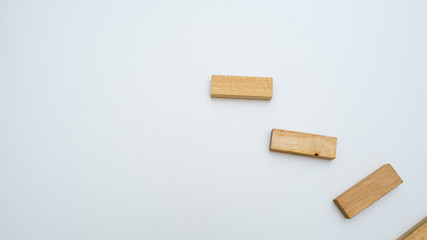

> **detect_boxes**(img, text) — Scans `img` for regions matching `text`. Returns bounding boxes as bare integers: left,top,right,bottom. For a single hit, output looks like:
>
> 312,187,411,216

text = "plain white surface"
1,0,426,239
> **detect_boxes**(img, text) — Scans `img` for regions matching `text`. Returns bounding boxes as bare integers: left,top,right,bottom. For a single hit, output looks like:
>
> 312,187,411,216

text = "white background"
1,0,426,239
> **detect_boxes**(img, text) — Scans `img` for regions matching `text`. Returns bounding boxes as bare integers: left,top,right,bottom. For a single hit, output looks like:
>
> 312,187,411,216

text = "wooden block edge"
211,74,273,81
270,147,335,160
211,93,272,100
397,216,427,240
333,199,351,219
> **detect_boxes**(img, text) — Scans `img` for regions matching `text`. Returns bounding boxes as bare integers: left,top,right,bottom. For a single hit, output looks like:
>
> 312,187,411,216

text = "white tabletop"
1,0,426,239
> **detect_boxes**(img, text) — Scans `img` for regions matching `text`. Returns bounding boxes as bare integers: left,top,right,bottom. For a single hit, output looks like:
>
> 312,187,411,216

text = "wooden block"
269,128,337,160
210,75,273,100
398,216,427,240
333,164,403,219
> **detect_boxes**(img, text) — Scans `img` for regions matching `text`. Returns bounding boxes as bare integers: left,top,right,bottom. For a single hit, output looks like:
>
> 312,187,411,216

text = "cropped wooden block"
269,129,337,160
398,216,427,240
210,75,273,100
333,164,403,219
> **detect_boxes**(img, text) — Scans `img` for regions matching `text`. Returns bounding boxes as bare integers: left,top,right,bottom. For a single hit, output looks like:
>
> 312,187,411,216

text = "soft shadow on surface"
210,97,273,106
268,150,334,165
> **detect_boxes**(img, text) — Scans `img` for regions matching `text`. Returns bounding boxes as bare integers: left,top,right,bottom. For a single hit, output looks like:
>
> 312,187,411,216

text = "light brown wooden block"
269,128,337,160
398,216,427,240
333,164,403,219
210,75,273,100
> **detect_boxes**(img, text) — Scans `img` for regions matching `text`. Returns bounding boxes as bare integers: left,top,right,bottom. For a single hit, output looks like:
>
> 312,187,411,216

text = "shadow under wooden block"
333,164,403,219
269,128,337,160
210,75,273,100
398,216,427,240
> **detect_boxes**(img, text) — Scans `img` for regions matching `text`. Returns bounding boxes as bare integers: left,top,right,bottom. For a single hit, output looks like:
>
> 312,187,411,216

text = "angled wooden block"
398,216,427,240
333,164,403,219
210,75,273,100
269,128,337,160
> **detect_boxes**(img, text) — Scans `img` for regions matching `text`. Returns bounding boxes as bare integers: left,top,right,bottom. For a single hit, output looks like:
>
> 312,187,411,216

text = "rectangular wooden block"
333,164,403,219
269,128,337,160
210,75,273,100
398,216,427,240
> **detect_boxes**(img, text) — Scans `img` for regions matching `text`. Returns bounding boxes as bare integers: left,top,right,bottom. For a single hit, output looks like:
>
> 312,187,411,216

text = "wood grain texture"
210,75,273,100
269,128,337,160
398,216,427,240
333,164,403,219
